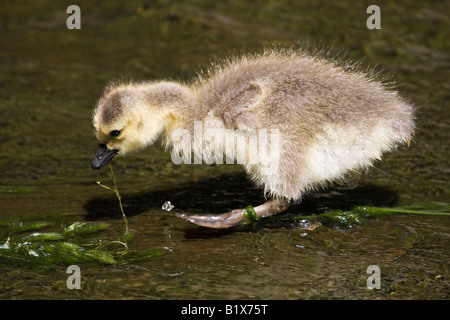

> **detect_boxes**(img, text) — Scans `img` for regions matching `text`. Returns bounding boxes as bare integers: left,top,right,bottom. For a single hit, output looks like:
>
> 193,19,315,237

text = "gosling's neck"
141,81,199,141
143,81,194,109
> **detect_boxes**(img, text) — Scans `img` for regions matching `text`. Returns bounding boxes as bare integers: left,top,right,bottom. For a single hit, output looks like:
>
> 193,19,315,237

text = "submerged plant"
0,221,167,267
290,203,450,227
64,221,110,236
96,163,131,240
0,163,171,268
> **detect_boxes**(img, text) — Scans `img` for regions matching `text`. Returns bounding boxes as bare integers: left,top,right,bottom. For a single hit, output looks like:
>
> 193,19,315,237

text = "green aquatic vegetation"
291,203,450,227
118,248,168,263
7,221,55,235
1,241,117,265
351,204,450,217
0,186,34,194
21,232,64,242
96,163,131,238
0,221,167,267
0,164,168,268
84,249,117,265
64,221,110,236
243,205,260,222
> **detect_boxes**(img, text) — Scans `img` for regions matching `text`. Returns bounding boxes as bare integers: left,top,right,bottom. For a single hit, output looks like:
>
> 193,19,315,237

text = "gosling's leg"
177,198,290,229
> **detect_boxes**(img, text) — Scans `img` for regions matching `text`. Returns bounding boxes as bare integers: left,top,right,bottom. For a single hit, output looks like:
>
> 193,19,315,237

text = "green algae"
0,186,34,194
291,203,450,227
0,241,117,266
21,232,64,242
96,163,131,239
7,221,55,235
0,220,167,268
63,221,110,236
243,205,260,223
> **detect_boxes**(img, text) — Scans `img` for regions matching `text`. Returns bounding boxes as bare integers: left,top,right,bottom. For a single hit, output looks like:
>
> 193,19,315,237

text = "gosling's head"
91,82,186,170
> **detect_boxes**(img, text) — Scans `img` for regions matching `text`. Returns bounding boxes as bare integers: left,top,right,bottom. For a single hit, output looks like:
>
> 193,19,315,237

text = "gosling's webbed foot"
177,199,290,229
177,209,248,229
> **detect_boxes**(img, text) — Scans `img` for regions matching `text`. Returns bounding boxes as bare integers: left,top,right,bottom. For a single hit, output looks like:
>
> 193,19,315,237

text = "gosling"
91,50,415,229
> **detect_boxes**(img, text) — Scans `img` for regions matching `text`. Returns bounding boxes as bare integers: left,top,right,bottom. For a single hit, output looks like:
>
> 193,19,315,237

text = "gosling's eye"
110,130,121,137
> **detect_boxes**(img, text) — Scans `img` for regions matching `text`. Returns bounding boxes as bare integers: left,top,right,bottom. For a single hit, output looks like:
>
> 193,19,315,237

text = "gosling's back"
190,51,415,199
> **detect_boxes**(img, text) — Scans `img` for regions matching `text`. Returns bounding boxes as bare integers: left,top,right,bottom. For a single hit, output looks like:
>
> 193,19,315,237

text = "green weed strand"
96,163,130,236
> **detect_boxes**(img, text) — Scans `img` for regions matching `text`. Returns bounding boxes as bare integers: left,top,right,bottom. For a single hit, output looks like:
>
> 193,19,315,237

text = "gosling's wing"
219,81,268,131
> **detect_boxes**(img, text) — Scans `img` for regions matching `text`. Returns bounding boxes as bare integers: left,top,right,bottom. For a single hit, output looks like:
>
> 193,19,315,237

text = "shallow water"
0,1,449,300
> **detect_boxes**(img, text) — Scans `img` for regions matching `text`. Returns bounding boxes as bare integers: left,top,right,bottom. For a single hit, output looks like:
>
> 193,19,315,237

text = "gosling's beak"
91,143,119,170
